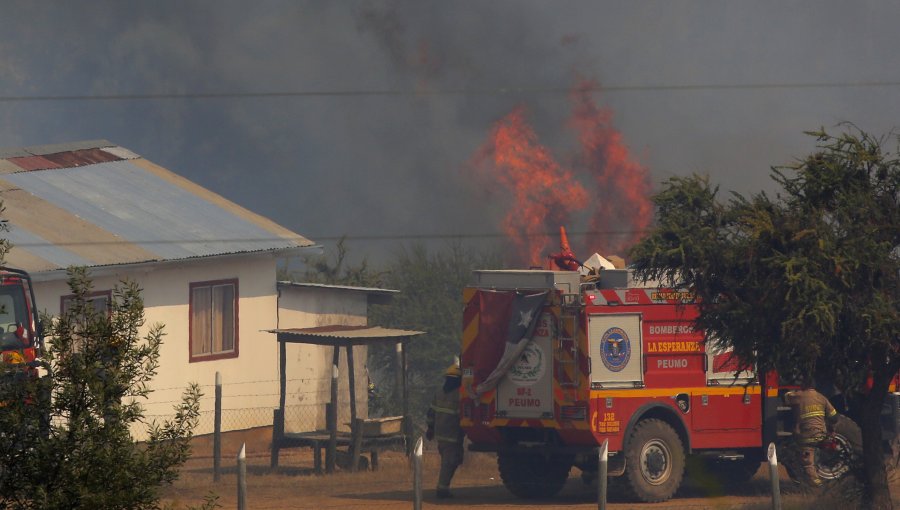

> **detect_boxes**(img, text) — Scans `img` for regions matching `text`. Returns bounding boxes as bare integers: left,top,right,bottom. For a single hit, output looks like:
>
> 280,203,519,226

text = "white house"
0,140,387,436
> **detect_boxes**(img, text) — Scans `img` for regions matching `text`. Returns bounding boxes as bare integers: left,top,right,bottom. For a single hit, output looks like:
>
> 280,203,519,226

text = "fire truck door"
589,314,643,388
496,310,555,419
692,345,759,432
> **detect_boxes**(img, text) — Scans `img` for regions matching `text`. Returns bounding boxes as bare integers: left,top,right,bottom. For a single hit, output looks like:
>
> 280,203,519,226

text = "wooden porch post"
346,344,361,472
271,336,288,468
326,345,339,473
402,339,411,455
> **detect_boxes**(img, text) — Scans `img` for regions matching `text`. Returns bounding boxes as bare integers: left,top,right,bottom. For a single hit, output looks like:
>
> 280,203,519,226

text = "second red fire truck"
459,265,878,502
0,267,42,370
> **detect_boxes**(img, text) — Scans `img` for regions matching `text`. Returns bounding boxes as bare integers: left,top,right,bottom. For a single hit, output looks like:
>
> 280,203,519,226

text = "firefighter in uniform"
426,363,464,499
785,380,839,486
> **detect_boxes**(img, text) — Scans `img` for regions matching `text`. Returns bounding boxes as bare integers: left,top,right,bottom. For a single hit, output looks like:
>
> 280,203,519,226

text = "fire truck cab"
460,268,864,502
0,267,43,369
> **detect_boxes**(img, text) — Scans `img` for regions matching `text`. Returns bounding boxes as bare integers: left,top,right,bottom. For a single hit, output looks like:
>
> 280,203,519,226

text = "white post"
237,443,247,510
598,439,609,510
767,442,781,510
413,437,424,510
395,343,404,402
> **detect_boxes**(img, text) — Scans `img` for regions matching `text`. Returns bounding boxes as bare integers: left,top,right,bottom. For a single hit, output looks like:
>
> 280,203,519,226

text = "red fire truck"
459,267,873,502
0,267,43,371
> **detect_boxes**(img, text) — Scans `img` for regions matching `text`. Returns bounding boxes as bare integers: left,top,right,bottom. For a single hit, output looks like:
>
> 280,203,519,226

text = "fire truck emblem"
508,342,545,385
600,327,631,372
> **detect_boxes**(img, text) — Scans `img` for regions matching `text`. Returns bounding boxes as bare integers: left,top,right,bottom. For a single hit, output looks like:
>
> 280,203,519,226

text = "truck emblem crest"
600,327,631,372
508,342,545,385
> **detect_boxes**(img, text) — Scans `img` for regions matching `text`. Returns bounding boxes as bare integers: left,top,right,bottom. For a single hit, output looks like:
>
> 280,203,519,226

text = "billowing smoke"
0,2,897,266
569,79,652,255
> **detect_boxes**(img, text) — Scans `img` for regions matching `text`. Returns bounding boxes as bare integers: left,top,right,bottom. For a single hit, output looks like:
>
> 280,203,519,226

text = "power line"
1,80,900,103
7,229,649,248
304,230,646,242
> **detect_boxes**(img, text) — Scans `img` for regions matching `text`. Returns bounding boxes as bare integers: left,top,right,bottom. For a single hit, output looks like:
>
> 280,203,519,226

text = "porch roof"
268,325,424,347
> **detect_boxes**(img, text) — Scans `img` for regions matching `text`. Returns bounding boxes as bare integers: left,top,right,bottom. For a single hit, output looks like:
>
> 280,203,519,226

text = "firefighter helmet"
445,363,461,378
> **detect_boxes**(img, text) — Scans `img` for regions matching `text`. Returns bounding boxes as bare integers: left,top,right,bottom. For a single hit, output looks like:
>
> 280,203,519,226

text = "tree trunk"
859,365,892,510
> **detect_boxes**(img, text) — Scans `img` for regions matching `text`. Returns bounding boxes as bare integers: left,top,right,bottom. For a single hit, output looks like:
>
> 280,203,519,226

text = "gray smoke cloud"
1,1,899,262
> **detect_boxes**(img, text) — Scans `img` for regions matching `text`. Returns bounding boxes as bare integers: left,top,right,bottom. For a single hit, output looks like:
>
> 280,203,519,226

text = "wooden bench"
271,410,407,473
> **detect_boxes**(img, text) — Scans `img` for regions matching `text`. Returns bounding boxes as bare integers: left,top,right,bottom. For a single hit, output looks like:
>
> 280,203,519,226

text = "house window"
61,291,112,316
190,279,238,361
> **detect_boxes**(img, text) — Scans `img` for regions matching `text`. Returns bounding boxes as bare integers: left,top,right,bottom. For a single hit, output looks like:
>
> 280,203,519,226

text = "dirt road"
162,448,871,510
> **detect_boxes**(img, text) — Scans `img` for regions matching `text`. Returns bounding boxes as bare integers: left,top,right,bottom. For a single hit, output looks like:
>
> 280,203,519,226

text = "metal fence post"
413,436,423,510
768,442,781,510
598,439,608,510
214,371,222,482
237,442,247,510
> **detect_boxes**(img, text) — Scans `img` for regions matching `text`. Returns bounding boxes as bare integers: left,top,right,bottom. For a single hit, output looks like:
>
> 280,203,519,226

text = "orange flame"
472,106,588,266
569,79,652,254
470,79,652,265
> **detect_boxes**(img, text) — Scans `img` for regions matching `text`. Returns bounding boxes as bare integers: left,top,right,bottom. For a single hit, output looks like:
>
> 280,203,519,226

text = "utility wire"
7,229,650,248
1,80,900,103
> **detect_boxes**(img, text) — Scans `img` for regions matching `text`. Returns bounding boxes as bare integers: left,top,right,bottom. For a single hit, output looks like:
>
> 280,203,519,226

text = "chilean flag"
473,289,548,395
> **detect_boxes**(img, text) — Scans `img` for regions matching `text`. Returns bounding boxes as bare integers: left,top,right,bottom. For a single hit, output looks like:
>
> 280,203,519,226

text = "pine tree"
630,127,900,508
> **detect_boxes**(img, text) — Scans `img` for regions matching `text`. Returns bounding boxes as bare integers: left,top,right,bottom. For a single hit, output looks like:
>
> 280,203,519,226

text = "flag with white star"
475,290,548,395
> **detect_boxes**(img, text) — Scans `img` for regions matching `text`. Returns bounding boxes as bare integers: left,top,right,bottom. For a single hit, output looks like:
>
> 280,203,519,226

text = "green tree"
279,237,384,287
368,243,504,423
629,128,900,508
0,267,202,509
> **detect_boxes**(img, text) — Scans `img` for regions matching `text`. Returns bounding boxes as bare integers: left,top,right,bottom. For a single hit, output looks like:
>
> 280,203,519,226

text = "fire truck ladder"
556,300,580,388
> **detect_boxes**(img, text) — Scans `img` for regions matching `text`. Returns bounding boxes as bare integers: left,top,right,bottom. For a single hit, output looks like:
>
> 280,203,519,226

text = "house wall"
32,259,378,440
33,254,281,437
277,286,370,434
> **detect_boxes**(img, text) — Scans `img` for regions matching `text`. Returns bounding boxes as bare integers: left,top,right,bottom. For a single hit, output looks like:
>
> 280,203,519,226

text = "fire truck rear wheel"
816,414,862,481
497,452,572,499
623,418,685,503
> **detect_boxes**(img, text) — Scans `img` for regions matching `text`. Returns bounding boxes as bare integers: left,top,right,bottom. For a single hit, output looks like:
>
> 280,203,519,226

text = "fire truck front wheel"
623,418,686,503
497,452,572,499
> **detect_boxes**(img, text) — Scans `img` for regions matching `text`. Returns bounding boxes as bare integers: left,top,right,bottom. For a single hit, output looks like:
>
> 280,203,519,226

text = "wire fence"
143,376,340,439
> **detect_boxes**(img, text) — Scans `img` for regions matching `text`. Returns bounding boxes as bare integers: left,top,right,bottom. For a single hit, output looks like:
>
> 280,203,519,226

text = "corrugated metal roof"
3,227,92,268
277,281,399,295
0,140,315,275
41,148,122,168
100,146,140,160
0,160,23,174
269,326,425,346
7,155,63,172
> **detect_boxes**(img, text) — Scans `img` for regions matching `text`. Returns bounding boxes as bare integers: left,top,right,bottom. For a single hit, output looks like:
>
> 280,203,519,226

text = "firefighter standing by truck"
426,363,464,499
785,378,839,486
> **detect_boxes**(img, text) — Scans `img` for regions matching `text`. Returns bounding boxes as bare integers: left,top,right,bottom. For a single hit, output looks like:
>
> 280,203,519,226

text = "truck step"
777,431,793,437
